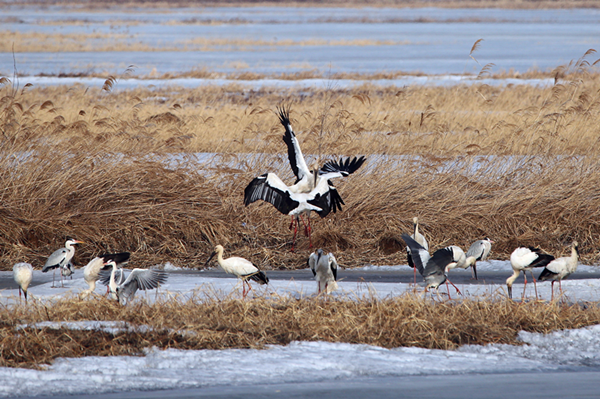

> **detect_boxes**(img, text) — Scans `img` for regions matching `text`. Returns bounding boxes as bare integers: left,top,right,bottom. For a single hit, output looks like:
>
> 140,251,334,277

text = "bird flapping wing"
278,105,310,183
319,156,366,178
244,173,300,215
402,234,429,276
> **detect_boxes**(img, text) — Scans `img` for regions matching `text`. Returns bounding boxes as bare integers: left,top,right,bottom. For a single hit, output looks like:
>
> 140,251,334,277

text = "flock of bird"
10,106,582,303
12,239,168,304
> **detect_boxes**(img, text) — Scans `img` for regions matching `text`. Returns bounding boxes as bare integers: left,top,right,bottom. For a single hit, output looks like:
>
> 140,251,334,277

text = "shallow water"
2,6,600,77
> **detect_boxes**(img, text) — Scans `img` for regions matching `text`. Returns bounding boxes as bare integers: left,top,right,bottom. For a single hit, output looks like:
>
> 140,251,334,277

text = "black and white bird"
308,248,339,294
42,239,84,288
506,247,555,300
204,245,269,298
13,262,33,303
538,241,579,300
243,106,365,251
466,237,494,280
106,260,168,305
406,217,429,284
403,234,472,299
81,252,130,297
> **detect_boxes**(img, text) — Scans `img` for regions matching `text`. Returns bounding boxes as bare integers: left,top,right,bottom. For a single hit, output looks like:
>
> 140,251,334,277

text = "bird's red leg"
445,280,452,300
531,271,539,300
291,217,299,252
446,277,462,296
289,215,295,230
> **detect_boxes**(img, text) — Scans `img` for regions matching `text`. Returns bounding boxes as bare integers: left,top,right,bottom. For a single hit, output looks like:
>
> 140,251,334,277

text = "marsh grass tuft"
2,295,600,368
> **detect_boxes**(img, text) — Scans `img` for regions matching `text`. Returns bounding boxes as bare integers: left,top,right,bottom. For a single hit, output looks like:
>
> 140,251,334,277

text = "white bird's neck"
506,269,520,287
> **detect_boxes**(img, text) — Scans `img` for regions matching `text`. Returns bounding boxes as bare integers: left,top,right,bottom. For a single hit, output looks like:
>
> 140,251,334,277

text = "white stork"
406,217,429,284
538,241,579,300
81,252,130,297
13,262,33,303
403,234,473,299
106,260,168,305
204,245,269,298
42,239,84,288
506,247,555,300
466,237,494,280
248,105,365,250
308,248,339,294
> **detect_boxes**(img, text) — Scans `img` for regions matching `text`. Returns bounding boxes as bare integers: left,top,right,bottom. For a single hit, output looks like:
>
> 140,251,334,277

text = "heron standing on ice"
42,239,84,288
204,245,269,298
308,249,339,294
13,262,33,303
466,237,494,280
106,260,168,305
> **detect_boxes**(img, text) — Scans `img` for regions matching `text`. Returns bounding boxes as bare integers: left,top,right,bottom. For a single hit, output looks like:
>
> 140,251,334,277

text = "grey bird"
402,234,467,298
42,239,84,288
466,237,494,280
106,260,168,305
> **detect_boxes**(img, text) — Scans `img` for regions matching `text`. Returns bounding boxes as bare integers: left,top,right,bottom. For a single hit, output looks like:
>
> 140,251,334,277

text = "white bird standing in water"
506,247,555,300
42,239,84,287
204,245,269,298
538,241,579,300
107,260,168,305
466,238,494,280
13,262,33,303
308,249,339,294
406,217,429,284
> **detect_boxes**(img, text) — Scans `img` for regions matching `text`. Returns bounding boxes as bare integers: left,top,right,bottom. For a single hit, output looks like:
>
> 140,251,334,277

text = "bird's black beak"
204,251,216,268
472,264,478,280
507,285,512,299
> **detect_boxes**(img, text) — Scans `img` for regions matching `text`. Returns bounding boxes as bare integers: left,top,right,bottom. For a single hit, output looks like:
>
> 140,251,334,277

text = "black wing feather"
244,174,299,215
278,105,301,182
320,156,366,176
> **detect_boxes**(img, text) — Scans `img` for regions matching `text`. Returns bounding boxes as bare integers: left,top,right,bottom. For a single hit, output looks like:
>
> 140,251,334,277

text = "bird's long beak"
74,240,85,244
507,285,512,299
472,263,478,280
204,251,216,268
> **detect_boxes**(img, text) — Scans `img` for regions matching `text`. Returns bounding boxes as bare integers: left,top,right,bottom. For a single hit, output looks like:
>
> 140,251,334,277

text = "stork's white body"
507,247,555,299
308,249,339,294
13,262,33,303
82,257,107,296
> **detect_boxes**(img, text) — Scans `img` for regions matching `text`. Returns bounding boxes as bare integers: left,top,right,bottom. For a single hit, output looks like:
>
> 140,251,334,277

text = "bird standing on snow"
204,245,269,298
106,260,168,305
406,217,429,284
42,239,84,288
308,249,339,294
538,241,579,300
466,237,494,280
81,252,130,297
13,262,33,303
506,247,555,300
403,234,474,299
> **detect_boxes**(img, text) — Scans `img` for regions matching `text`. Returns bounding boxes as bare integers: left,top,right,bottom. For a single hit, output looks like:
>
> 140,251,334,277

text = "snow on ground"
2,261,600,397
3,324,600,397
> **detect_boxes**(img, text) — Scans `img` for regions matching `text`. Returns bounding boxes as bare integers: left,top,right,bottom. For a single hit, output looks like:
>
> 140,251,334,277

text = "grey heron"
13,262,33,303
308,248,339,294
81,252,130,297
402,234,472,299
204,245,269,298
42,239,84,288
466,238,494,280
507,247,554,300
538,241,579,300
106,260,168,305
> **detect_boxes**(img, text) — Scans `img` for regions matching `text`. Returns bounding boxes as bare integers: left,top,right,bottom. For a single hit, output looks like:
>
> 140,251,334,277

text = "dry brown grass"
2,295,600,368
2,64,600,270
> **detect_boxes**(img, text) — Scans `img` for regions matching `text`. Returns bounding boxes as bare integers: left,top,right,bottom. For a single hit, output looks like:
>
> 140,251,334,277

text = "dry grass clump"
2,64,600,269
2,295,600,368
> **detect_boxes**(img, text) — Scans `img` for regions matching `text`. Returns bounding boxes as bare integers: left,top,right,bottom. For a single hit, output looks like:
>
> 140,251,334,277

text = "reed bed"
2,294,599,369
2,67,600,269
